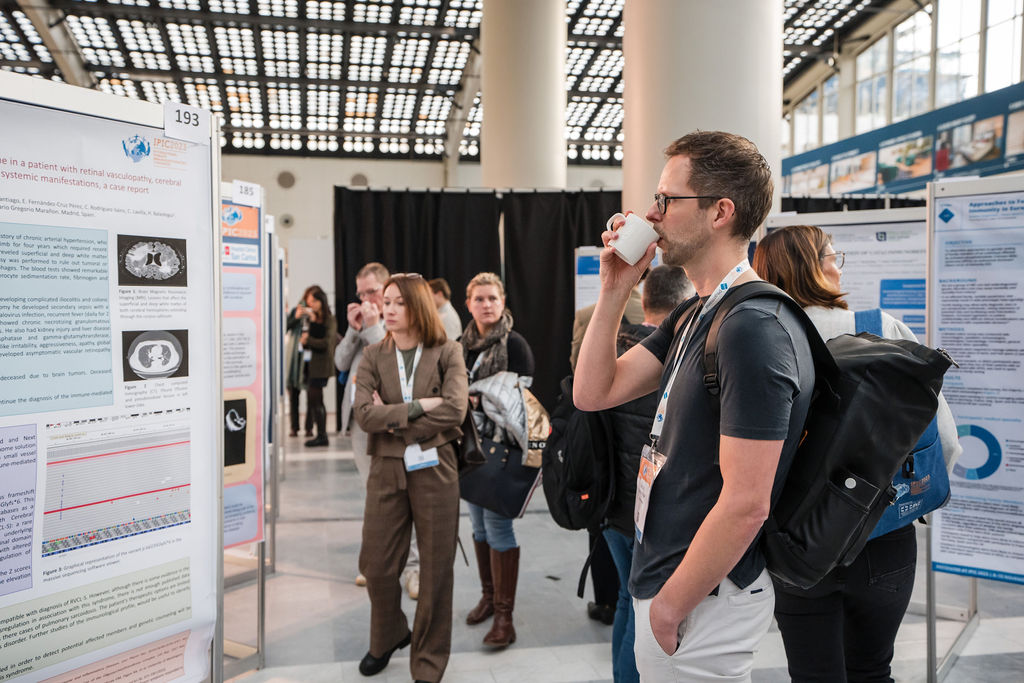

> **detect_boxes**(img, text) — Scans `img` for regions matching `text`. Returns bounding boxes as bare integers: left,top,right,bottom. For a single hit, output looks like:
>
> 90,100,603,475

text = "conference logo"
221,205,243,226
122,135,151,163
939,207,955,223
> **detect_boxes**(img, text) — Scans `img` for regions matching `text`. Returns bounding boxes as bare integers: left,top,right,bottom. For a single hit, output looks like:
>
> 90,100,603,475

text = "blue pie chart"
953,424,1001,480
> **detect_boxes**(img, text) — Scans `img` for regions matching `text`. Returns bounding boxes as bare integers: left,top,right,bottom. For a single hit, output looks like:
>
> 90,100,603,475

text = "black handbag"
457,406,486,475
459,437,542,519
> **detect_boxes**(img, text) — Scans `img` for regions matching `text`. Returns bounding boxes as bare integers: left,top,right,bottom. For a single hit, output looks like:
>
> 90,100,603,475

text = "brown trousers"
359,443,460,683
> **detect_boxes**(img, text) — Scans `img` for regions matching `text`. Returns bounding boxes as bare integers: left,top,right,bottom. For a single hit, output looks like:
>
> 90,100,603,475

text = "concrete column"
480,0,567,189
622,0,783,215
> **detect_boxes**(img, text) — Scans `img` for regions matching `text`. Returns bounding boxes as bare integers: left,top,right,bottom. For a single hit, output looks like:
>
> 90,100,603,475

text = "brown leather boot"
466,539,494,625
483,546,520,648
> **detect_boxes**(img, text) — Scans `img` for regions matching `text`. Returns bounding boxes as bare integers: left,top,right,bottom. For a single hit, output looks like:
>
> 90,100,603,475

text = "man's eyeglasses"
356,286,382,301
820,251,845,269
654,193,722,214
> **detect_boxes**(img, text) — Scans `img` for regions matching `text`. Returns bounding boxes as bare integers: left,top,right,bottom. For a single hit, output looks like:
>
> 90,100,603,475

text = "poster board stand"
0,71,222,683
925,173,1024,680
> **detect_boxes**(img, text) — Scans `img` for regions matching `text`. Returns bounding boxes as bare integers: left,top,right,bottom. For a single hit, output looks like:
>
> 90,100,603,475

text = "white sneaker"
404,569,419,600
355,573,367,587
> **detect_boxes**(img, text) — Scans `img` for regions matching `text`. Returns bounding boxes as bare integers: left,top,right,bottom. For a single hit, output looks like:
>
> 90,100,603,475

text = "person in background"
335,262,420,597
299,285,337,447
285,298,313,437
602,264,693,683
575,130,814,681
428,277,464,340
752,224,962,683
353,273,468,683
460,271,535,648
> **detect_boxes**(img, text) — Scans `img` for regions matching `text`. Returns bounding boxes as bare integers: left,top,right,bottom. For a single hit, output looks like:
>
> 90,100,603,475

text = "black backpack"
697,282,954,589
541,374,616,533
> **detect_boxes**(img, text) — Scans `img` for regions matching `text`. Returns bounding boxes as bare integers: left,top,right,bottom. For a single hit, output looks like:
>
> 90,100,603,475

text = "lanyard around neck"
395,344,423,403
649,259,751,444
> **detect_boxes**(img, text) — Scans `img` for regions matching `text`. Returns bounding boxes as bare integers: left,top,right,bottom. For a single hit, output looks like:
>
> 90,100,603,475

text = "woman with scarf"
460,272,535,648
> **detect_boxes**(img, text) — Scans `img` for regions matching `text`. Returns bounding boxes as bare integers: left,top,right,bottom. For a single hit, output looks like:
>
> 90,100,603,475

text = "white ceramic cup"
607,213,658,266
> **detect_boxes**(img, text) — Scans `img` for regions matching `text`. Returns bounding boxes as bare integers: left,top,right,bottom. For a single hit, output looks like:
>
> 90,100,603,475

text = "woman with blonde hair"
753,225,961,683
459,271,535,648
353,273,468,683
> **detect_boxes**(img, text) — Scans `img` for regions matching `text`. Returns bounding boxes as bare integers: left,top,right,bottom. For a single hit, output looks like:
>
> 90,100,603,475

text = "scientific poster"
930,182,1024,585
0,79,218,681
220,194,265,548
766,209,929,336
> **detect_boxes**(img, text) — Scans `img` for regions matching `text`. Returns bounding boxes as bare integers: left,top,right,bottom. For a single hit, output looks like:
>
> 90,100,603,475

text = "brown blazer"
354,337,468,457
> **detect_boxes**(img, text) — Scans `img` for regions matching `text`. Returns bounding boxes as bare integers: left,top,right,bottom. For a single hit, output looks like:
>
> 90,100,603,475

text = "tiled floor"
225,431,1024,682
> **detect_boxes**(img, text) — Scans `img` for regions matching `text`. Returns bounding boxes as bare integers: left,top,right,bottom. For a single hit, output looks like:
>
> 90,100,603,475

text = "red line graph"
44,484,191,515
47,440,191,466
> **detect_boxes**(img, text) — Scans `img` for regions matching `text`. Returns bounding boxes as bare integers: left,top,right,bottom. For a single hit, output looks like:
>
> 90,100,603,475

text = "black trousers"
773,523,917,683
288,387,314,433
306,378,328,438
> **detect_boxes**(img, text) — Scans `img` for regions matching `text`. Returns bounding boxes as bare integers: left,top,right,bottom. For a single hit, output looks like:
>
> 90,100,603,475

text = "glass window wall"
985,0,1024,92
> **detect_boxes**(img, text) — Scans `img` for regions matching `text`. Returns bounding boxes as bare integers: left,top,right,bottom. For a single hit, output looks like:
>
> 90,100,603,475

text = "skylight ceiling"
0,0,885,162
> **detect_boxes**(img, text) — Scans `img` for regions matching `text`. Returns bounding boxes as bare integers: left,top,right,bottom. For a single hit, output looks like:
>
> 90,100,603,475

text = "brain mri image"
116,234,187,287
124,240,183,281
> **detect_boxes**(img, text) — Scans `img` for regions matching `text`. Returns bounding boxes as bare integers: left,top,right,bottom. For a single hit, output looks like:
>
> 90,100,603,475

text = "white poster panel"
0,75,219,680
929,178,1024,585
766,208,929,337
574,246,603,312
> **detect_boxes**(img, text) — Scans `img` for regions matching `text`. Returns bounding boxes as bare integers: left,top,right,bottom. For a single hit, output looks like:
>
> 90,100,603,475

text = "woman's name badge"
634,444,667,544
404,443,439,472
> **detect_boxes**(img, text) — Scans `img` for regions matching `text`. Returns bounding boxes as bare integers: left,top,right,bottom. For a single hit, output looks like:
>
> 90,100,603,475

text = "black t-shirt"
630,287,815,596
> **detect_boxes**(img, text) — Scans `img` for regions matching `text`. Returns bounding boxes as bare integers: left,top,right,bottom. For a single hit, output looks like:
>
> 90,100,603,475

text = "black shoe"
304,435,328,447
587,601,615,626
358,632,411,676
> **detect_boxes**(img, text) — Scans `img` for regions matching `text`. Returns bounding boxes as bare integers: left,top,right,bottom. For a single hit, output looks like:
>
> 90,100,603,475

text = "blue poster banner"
783,82,1024,196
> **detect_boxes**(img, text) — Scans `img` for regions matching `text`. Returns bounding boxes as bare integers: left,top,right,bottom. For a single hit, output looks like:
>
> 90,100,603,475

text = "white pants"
352,423,419,570
634,568,774,682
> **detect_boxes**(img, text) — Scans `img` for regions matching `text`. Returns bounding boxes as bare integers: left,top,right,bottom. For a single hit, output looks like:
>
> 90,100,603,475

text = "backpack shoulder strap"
854,308,884,336
702,281,837,397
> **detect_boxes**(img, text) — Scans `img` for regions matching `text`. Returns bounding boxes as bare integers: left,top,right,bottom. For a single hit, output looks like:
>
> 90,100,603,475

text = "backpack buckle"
703,373,720,396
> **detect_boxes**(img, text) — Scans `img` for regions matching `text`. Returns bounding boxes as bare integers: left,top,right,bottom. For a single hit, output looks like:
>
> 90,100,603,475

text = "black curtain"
333,187,501,427
502,190,621,410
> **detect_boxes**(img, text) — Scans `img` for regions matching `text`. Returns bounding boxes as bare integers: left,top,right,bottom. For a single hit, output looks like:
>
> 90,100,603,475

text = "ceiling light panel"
208,0,252,13
183,79,223,112
157,0,203,10
443,0,481,29
306,1,346,20
11,10,52,63
267,83,302,131
306,32,343,80
0,11,32,63
578,47,621,92
225,82,263,125
168,23,213,72
117,19,171,71
351,0,394,24
416,92,450,135
428,37,468,85
263,29,300,78
306,85,340,130
343,86,378,132
215,26,257,76
98,77,141,100
256,0,300,18
381,88,415,133
565,44,595,90
348,34,386,80
399,0,441,26
388,35,429,82
569,0,623,37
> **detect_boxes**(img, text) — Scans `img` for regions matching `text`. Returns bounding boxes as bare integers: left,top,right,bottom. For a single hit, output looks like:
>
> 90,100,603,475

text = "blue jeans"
466,502,517,552
603,528,639,683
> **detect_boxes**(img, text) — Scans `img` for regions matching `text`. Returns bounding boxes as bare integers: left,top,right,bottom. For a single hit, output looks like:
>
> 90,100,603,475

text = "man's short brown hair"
427,277,451,300
664,131,773,242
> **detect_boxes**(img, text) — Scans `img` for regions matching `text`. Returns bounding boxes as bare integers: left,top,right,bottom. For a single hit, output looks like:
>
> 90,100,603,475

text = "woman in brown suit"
353,273,468,683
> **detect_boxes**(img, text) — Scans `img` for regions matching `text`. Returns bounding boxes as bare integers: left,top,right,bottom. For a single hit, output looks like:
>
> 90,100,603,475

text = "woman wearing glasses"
752,225,961,683
460,271,535,648
353,273,468,683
